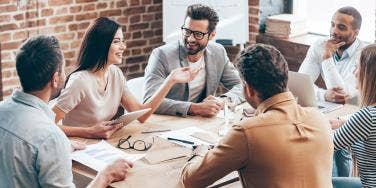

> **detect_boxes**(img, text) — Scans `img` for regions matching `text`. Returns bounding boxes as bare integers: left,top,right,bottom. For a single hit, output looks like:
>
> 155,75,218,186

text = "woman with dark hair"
331,44,376,188
52,17,195,138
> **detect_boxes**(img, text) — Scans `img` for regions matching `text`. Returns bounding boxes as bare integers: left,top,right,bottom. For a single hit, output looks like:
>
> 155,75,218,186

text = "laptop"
287,71,343,113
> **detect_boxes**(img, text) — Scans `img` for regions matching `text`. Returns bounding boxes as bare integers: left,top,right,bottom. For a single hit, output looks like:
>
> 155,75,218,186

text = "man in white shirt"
299,6,366,178
299,6,366,104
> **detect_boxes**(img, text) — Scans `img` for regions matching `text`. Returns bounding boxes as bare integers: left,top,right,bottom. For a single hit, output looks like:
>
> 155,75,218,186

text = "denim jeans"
333,149,352,177
332,177,362,188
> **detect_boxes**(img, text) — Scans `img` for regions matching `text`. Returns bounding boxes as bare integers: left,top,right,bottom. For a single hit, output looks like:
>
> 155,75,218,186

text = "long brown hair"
64,17,120,87
358,44,376,107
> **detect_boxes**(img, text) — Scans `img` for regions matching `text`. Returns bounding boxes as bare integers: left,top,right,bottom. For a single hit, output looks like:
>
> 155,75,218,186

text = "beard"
330,33,355,50
184,38,207,55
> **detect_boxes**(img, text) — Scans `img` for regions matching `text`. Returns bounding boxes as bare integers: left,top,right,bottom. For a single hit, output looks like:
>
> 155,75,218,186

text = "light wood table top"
72,103,359,188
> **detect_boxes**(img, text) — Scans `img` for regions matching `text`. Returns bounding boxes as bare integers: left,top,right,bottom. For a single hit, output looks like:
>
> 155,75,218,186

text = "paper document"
71,140,145,171
159,127,219,148
317,101,343,114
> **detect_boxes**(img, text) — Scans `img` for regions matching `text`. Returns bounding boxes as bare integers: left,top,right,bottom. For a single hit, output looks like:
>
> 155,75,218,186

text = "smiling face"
182,17,215,56
107,28,126,65
330,12,359,50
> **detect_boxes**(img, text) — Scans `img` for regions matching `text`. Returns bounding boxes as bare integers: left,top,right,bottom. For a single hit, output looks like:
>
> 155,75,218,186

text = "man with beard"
0,36,133,187
181,44,333,188
144,4,244,117
298,6,366,178
299,6,366,104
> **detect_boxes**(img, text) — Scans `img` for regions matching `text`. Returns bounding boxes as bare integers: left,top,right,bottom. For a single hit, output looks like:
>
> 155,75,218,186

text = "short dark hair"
185,4,219,32
236,44,289,100
16,35,63,93
337,6,362,30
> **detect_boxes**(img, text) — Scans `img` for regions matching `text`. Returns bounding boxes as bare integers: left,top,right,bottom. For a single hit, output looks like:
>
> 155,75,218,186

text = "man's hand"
323,39,346,60
189,96,222,117
88,159,133,188
86,121,123,139
100,159,133,182
204,95,225,109
325,87,349,104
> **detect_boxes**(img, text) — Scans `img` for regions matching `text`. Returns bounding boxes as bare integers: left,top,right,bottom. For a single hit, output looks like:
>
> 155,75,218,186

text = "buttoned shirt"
0,90,74,188
181,92,333,188
299,38,366,102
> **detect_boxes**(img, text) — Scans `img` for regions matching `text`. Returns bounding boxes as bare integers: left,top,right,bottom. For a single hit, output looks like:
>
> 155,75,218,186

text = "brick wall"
0,0,163,98
0,0,260,99
0,43,2,100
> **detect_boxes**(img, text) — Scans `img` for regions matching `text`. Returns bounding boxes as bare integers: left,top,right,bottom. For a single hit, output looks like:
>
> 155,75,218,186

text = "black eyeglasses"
181,27,210,40
117,135,154,151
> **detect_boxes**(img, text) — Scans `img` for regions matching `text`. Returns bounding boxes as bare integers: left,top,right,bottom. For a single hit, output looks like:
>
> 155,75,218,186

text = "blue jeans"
333,149,352,177
332,177,362,188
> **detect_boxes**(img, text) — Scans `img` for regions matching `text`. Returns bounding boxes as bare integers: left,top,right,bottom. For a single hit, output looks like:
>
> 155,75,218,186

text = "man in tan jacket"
180,44,333,188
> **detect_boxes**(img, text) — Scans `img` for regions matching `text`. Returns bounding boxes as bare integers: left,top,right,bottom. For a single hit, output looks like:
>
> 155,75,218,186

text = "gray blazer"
143,41,244,117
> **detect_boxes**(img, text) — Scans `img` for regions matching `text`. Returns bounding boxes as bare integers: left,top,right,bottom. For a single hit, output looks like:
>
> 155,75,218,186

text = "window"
293,0,375,42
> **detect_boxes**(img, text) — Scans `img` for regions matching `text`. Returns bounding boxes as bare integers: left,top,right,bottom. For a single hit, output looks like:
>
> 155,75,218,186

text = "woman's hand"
168,66,201,84
86,121,123,139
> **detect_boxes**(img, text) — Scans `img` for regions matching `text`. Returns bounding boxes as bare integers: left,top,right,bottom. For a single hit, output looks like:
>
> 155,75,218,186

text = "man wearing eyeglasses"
144,4,244,117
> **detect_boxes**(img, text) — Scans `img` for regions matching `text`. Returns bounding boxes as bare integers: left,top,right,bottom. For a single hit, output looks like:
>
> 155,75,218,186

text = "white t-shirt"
188,56,206,102
56,65,127,127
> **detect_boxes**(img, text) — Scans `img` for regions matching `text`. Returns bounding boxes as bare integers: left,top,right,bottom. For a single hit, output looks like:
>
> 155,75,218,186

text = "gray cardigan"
143,41,244,117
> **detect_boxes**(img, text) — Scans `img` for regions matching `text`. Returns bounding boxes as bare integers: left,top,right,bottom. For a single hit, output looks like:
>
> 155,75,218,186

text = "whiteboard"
163,0,249,45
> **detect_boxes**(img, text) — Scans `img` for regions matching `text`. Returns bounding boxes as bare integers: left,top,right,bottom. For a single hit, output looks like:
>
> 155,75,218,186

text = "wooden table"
72,104,359,188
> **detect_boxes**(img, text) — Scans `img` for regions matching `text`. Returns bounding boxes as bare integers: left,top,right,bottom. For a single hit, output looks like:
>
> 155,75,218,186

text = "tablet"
111,108,151,126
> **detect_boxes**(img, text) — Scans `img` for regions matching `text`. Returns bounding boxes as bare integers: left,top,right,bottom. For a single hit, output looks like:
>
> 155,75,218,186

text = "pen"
141,129,171,134
167,137,194,145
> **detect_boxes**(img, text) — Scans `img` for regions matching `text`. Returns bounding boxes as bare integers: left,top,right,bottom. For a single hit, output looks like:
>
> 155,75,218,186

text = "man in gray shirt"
0,36,132,187
144,4,244,117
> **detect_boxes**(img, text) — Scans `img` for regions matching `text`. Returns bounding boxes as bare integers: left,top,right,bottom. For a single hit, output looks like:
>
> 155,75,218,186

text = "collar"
255,92,295,115
11,89,55,121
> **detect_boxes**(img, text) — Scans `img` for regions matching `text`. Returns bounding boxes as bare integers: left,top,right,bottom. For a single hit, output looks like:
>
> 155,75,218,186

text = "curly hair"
236,44,289,100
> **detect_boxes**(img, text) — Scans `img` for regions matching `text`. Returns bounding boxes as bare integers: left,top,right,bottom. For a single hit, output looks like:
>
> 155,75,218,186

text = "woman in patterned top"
331,44,376,188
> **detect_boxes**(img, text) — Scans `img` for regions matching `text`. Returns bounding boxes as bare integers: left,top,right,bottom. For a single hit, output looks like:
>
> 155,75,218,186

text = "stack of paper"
265,14,307,39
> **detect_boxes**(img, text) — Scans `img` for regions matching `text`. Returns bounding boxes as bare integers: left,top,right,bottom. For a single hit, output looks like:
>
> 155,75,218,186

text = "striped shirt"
334,106,376,187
